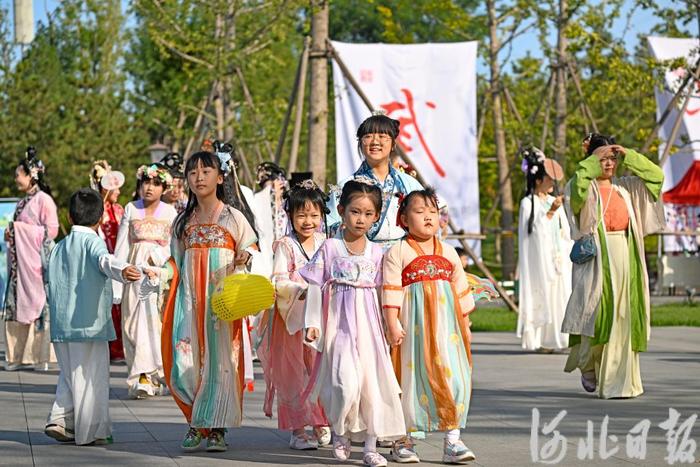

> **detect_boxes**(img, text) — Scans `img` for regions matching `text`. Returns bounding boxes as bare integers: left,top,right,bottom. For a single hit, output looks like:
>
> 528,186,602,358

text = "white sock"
445,429,461,443
364,435,378,453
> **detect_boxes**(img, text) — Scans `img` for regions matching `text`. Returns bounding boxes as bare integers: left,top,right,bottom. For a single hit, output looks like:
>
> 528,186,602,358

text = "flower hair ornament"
24,146,45,181
136,163,173,187
520,146,546,175
213,140,234,176
90,160,111,190
160,152,184,178
256,161,287,187
352,174,380,187
293,178,321,191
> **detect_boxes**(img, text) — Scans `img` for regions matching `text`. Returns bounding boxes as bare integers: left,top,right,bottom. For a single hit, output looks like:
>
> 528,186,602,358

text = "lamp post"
148,143,168,164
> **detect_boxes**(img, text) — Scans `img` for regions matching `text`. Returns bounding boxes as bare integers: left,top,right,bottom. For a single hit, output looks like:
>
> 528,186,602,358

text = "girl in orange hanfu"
162,143,258,453
382,187,477,465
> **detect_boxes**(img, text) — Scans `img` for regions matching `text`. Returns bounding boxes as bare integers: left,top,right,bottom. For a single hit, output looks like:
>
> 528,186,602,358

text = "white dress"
113,200,177,387
517,195,573,350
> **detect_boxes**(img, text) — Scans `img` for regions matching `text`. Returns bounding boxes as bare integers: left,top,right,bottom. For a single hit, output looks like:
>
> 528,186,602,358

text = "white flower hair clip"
328,184,342,198
352,175,379,186
294,178,320,191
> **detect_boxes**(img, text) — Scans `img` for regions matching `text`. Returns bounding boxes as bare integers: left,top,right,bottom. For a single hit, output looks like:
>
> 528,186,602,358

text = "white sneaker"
442,439,476,463
44,424,75,442
363,452,388,467
314,426,331,446
391,438,420,463
289,433,318,450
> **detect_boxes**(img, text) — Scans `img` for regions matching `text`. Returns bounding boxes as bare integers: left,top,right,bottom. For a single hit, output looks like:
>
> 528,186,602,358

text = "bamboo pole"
289,37,311,173
327,40,519,313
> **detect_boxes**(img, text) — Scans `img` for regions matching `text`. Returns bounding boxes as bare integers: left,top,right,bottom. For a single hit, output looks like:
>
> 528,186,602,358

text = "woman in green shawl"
562,133,665,399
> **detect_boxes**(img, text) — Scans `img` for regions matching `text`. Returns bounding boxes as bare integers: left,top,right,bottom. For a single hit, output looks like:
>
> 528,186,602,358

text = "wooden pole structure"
289,37,311,173
553,0,568,169
274,37,310,165
658,85,692,168
540,71,556,150
308,0,329,187
566,60,599,133
641,59,699,153
236,66,275,163
327,40,519,313
184,83,217,158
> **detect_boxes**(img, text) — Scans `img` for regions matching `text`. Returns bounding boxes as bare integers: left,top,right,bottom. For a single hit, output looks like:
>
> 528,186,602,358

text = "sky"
0,0,685,73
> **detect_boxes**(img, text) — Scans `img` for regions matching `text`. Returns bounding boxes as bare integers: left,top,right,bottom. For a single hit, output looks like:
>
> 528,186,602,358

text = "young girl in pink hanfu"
257,179,331,450
301,178,406,467
383,188,477,465
113,163,177,398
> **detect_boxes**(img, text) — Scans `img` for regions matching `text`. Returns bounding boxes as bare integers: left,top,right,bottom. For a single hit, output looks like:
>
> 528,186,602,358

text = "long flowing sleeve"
618,149,666,236
112,203,133,304
299,242,329,349
445,244,475,315
272,240,308,334
569,154,603,215
381,242,404,314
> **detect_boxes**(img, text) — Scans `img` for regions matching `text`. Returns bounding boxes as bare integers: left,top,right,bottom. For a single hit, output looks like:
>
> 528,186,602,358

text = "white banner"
647,36,700,193
331,41,480,249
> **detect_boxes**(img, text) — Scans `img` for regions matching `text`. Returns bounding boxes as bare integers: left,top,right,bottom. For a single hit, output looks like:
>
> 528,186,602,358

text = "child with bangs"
162,144,259,453
257,179,331,450
113,163,178,398
382,187,477,465
302,178,406,467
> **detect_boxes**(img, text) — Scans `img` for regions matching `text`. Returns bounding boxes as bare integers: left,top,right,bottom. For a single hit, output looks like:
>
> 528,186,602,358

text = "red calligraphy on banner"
381,88,445,178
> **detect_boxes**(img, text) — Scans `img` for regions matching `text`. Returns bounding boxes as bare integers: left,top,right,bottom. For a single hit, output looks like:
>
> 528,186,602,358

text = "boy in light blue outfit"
44,188,142,445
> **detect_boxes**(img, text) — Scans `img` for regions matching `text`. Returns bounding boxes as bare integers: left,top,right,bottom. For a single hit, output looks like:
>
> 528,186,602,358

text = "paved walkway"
0,327,698,466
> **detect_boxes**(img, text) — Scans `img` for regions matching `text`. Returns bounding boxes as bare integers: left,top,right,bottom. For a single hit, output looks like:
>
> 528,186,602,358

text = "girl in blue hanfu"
327,113,423,248
382,187,477,464
301,178,406,467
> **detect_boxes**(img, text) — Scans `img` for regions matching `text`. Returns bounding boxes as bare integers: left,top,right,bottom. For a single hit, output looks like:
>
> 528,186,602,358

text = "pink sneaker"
333,435,351,460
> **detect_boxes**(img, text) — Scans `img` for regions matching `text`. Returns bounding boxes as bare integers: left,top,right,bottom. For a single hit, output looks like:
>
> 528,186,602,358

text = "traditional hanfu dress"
382,236,475,433
327,162,423,248
517,195,573,351
300,237,405,441
162,205,257,428
257,232,327,430
3,189,58,367
99,200,125,361
562,149,665,399
113,200,177,391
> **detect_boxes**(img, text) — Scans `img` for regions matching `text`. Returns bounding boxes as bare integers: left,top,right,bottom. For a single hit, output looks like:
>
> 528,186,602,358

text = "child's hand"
234,250,251,266
143,268,158,280
386,319,406,347
305,327,320,343
122,265,142,282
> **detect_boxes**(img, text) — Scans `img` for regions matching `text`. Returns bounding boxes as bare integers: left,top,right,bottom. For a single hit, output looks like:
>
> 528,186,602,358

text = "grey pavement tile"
1,328,698,466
